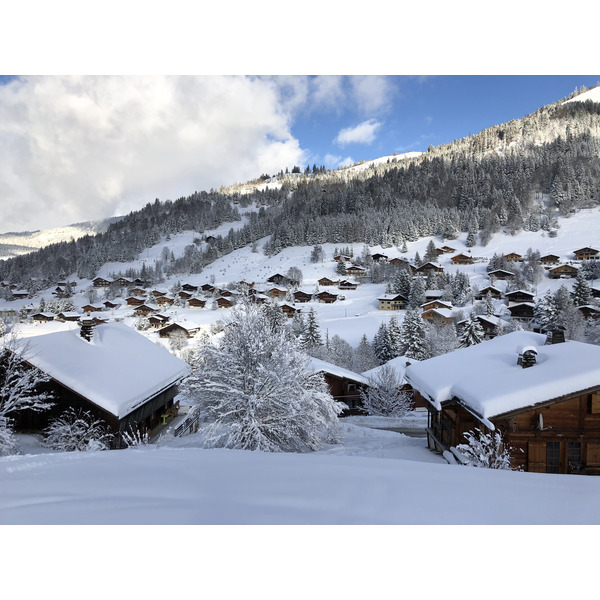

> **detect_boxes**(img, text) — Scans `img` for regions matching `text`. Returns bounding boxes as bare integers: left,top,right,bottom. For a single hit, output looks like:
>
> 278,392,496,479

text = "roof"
17,323,190,419
308,357,369,385
362,355,418,382
404,331,600,423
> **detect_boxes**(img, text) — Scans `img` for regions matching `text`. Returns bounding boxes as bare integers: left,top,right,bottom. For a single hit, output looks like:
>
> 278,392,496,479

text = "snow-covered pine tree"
183,301,342,452
0,416,19,456
303,307,323,349
360,365,413,417
400,309,429,360
352,334,378,373
372,322,395,365
458,312,485,348
484,290,495,316
571,269,592,307
408,276,426,308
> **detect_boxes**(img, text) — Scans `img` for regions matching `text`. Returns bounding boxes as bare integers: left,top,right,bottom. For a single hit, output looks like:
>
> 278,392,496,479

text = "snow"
362,354,417,381
563,86,600,105
308,357,369,385
405,331,600,420
15,322,189,418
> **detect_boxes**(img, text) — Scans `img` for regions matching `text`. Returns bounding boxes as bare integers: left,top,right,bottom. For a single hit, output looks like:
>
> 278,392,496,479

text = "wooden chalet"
338,280,358,290
293,290,312,303
114,277,133,287
280,303,300,317
539,254,560,266
450,253,474,265
549,264,578,279
577,305,600,320
158,322,201,339
13,322,189,447
415,262,444,276
439,246,456,254
151,289,167,298
371,253,388,262
188,298,206,309
57,311,81,322
148,314,170,328
505,252,523,262
405,331,600,474
133,304,159,316
573,247,599,261
129,287,147,296
309,357,369,415
424,289,444,301
318,277,338,287
456,314,502,340
488,269,515,280
267,287,287,299
205,235,217,243
181,283,199,292
474,285,503,301
201,284,216,294
316,291,338,304
333,254,352,263
216,297,233,309
267,273,290,286
11,290,29,299
420,299,452,312
103,300,121,310
591,287,600,299
81,304,103,313
505,289,535,306
507,302,535,320
421,308,454,326
156,295,175,307
177,291,193,300
53,286,68,298
32,312,55,323
92,276,113,288
346,265,367,277
126,296,146,307
378,294,407,310
389,258,415,273
249,294,268,305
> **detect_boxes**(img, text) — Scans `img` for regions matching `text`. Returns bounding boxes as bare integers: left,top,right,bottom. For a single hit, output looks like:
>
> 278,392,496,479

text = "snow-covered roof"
362,355,418,382
404,331,600,422
308,357,369,385
17,322,190,419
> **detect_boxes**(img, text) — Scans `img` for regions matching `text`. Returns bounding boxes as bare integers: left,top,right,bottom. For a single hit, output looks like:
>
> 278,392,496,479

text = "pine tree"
572,270,592,307
484,291,495,316
352,334,378,373
408,277,426,308
400,309,429,360
372,323,395,364
360,365,413,416
304,307,323,348
387,316,403,358
458,313,485,348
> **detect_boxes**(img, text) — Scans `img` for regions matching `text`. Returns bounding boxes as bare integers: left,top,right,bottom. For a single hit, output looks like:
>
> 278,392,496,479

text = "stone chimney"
79,314,96,341
517,346,537,368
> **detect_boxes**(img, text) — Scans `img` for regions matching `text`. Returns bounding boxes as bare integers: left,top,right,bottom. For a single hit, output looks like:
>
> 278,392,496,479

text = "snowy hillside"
564,85,600,104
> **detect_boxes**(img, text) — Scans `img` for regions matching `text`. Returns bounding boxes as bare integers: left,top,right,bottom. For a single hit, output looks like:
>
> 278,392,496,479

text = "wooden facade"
346,265,367,277
450,253,474,265
316,291,338,304
338,280,358,290
505,290,535,305
488,269,515,280
540,254,560,265
474,285,503,300
378,294,407,310
505,252,523,262
573,247,599,261
549,264,579,279
293,291,312,303
188,298,206,309
318,277,338,287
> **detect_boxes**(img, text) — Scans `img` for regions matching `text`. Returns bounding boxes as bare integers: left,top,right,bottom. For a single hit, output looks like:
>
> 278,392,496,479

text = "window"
546,442,560,474
568,442,582,473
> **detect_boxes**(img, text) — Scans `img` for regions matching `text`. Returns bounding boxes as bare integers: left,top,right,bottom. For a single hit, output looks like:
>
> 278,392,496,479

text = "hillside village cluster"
2,233,600,475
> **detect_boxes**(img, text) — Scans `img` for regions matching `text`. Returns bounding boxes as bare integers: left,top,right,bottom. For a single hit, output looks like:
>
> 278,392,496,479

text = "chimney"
545,324,566,345
79,314,96,341
517,346,537,368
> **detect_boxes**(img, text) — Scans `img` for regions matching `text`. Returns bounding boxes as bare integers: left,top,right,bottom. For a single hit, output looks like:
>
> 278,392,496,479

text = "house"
424,289,444,301
316,291,338,304
148,314,170,328
81,304,103,313
129,288,147,297
474,285,503,301
338,280,358,290
378,294,407,310
504,289,535,306
156,295,175,307
188,298,206,309
92,277,113,288
404,331,600,474
103,300,121,310
577,305,600,320
318,277,338,287
421,308,454,326
540,254,560,266
205,235,217,243
414,262,444,276
450,253,474,265
267,273,290,286
346,265,367,277
389,258,415,274
505,252,523,262
126,296,146,307
57,311,81,322
158,321,201,339
549,264,578,279
151,289,167,298
181,283,199,293
293,290,312,303
201,284,215,294
11,290,29,299
216,297,233,309
267,287,288,299
333,254,352,263
177,291,193,300
507,302,535,320
280,303,300,317
371,253,388,262
362,355,424,407
114,277,133,287
133,304,160,316
439,246,456,254
12,322,190,447
32,312,55,323
487,269,515,280
420,300,452,312
309,357,369,415
591,287,600,299
573,247,599,261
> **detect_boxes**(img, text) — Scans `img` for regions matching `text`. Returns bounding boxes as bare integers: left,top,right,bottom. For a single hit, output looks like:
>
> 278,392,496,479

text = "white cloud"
0,76,307,232
323,153,354,169
334,119,382,147
350,76,395,114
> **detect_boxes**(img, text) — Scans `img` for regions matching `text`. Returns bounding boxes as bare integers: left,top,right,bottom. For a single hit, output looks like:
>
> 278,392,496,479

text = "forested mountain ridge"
2,85,600,287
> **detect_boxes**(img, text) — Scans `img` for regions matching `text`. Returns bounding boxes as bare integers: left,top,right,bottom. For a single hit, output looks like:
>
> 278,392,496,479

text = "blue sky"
1,74,599,232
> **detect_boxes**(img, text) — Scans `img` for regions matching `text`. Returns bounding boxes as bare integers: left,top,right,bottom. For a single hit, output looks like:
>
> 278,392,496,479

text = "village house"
549,264,579,279
423,289,444,302
280,303,300,318
293,290,312,303
318,277,338,287
316,291,338,304
414,262,444,276
507,302,535,320
133,304,159,316
103,300,121,310
577,305,600,320
92,277,113,288
405,331,600,474
57,311,81,322
32,312,55,323
151,289,168,298
128,287,147,297
421,308,454,326
505,252,523,262
216,297,233,309
371,253,388,262
420,299,452,312
114,277,133,287
148,314,170,328
156,295,175,307
187,298,206,309
504,289,535,306
200,284,215,294
540,254,560,266
362,355,424,408
13,322,190,447
450,253,474,265
267,273,290,286
488,269,515,280
346,265,367,277
267,287,288,299
474,285,503,301
333,254,352,263
177,291,193,300
378,294,407,311
573,247,599,261
11,290,29,300
81,304,103,313
439,246,456,254
158,321,201,339
389,258,415,274
309,357,369,415
181,283,199,293
338,280,359,290
125,296,146,307
456,314,502,340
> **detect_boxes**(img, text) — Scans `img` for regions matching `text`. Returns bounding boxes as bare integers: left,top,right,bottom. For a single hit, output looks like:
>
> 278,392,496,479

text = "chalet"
316,291,338,304
549,264,578,279
126,296,146,307
148,314,170,328
424,289,444,301
420,299,452,312
371,253,388,262
216,297,233,309
177,291,193,300
151,290,167,298
487,269,515,280
92,277,113,288
188,298,206,309
133,304,159,316
439,246,456,254
293,290,312,303
573,247,600,261
378,294,407,311
504,289,535,306
505,252,523,262
57,311,81,322
114,277,133,287
249,293,269,305
11,290,29,299
205,235,217,243
158,321,201,339
405,331,600,474
362,355,423,407
103,301,121,310
280,303,300,317
217,289,234,298
309,357,369,415
421,308,454,326
507,302,535,320
414,262,444,276
474,285,503,301
181,283,199,293
389,258,415,273
201,284,215,294
267,287,287,299
577,305,600,320
540,254,560,266
53,286,67,298
318,277,338,287
13,322,189,447
346,265,367,277
333,254,352,263
156,295,175,307
129,288,147,297
592,287,600,299
338,280,359,290
32,312,55,323
450,253,474,265
81,304,103,313
267,273,290,286
133,278,149,288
